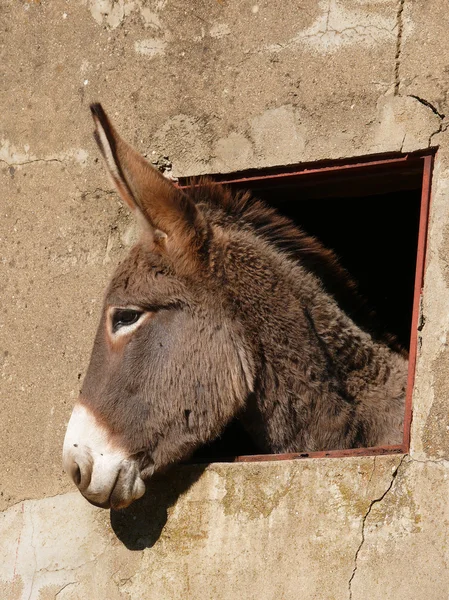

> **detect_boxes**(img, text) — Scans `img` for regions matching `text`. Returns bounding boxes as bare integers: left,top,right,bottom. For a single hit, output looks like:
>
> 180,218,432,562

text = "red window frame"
179,152,434,461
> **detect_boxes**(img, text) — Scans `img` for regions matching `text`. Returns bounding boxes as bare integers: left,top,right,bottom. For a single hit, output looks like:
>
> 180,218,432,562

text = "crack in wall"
0,155,81,192
410,456,449,466
55,581,78,598
0,140,89,173
27,508,37,600
348,454,406,600
0,157,65,169
34,534,117,577
394,0,405,95
1,493,73,515
407,95,446,120
429,121,449,147
12,502,24,581
366,456,376,489
403,93,448,147
79,187,117,202
266,24,395,54
264,1,396,55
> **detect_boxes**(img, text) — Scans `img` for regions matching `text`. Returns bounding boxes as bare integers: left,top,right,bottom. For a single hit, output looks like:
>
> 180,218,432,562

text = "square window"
180,152,433,463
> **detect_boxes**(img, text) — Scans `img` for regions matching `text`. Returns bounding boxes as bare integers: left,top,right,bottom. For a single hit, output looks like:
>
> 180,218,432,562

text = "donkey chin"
62,404,147,510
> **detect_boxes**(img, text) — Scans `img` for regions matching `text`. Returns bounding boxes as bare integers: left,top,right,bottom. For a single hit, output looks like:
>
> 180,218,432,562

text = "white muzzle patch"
62,404,145,508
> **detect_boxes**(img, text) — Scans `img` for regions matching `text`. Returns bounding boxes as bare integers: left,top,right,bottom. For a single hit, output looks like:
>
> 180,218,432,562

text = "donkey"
62,104,408,510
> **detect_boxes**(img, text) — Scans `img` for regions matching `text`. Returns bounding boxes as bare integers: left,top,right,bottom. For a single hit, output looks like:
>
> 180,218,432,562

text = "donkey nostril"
65,449,93,491
73,463,82,486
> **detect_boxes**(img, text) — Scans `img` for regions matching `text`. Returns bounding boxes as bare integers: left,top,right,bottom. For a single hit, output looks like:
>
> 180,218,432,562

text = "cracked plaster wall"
1,0,449,598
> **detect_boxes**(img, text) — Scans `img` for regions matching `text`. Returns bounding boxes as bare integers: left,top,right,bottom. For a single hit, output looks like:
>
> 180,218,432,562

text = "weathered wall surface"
1,1,449,598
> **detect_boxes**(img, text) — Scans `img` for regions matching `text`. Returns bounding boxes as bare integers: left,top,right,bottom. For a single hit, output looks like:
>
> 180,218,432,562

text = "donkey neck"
217,232,405,452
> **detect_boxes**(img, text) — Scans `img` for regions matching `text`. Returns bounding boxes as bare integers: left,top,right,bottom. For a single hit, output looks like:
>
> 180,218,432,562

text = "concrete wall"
1,1,449,598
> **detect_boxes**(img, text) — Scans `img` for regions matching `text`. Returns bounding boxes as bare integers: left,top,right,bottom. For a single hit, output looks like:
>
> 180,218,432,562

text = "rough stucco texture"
1,0,449,598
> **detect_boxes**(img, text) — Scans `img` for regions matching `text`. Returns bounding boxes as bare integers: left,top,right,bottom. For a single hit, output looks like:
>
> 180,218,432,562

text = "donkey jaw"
62,404,146,510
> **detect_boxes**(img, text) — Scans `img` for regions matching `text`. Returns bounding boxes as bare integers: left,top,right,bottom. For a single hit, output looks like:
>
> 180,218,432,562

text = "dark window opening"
182,153,433,463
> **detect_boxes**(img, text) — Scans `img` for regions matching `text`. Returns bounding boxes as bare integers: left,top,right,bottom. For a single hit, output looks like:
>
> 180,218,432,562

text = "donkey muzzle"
62,404,146,509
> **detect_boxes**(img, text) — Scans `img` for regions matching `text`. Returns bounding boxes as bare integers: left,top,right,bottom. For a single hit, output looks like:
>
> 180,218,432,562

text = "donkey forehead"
106,245,191,306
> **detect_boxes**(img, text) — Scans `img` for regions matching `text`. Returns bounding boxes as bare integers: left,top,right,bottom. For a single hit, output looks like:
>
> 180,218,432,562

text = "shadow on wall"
110,463,208,550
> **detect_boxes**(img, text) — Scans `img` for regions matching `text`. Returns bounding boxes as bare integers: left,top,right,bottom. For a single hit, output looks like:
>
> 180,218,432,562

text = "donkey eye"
112,309,143,333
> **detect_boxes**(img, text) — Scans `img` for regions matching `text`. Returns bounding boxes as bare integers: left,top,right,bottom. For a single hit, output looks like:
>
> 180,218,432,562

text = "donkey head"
62,105,254,509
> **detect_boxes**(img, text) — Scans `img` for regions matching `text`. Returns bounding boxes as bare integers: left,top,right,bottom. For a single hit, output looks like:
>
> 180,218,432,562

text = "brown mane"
184,178,404,353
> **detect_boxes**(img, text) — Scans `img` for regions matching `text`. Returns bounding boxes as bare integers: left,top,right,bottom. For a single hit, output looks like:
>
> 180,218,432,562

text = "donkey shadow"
110,420,258,549
110,463,208,550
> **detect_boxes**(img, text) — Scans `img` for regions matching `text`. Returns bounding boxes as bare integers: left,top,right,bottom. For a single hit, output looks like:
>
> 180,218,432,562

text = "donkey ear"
90,103,206,257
